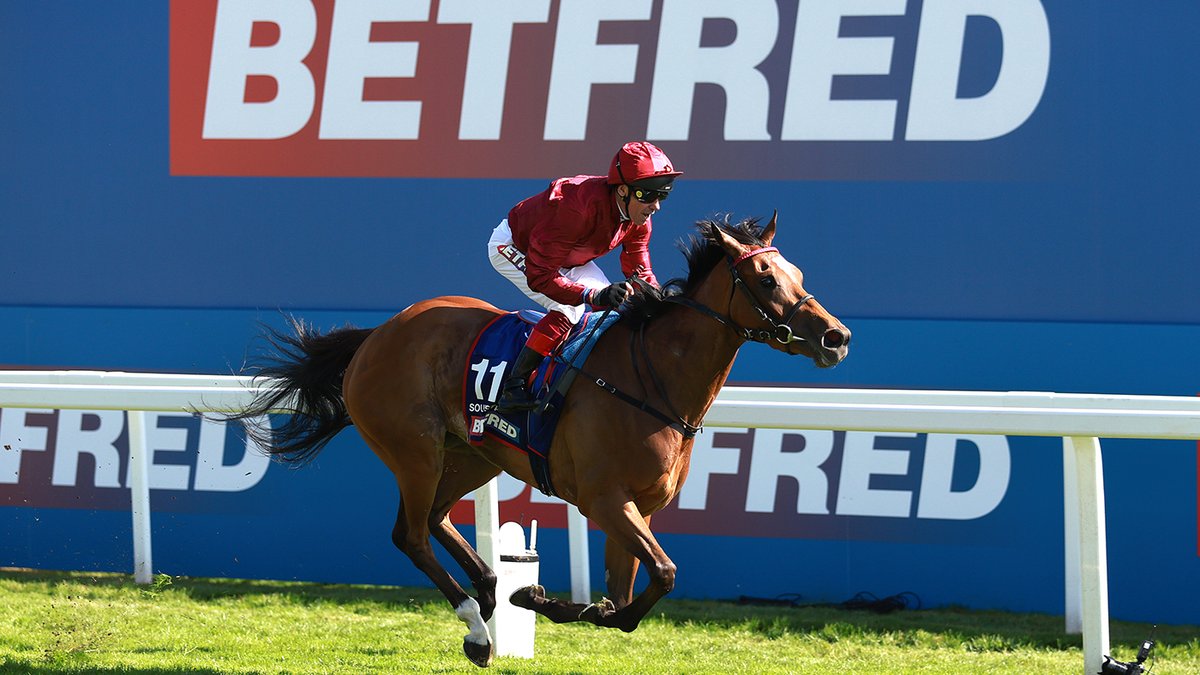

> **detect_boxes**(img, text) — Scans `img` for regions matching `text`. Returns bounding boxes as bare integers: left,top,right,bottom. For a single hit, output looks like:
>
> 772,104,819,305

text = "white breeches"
487,219,609,324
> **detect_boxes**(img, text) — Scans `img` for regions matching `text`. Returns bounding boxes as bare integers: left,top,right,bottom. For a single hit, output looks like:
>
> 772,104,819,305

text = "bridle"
665,246,814,345
571,245,817,441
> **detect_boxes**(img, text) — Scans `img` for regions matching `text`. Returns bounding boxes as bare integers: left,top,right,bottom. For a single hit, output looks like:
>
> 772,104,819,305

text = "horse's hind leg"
367,431,494,668
428,449,503,621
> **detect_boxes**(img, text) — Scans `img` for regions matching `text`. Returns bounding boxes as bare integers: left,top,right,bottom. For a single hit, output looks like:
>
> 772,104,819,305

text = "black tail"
229,316,374,465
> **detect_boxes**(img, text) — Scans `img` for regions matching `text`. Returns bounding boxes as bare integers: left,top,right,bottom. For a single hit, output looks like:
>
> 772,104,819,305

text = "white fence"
4,370,1200,674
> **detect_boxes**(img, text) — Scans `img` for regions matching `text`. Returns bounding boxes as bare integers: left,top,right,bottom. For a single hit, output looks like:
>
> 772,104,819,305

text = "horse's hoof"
509,584,545,609
463,638,493,668
578,597,616,623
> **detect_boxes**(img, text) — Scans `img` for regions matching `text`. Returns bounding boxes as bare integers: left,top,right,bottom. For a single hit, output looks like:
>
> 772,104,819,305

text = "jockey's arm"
524,233,589,306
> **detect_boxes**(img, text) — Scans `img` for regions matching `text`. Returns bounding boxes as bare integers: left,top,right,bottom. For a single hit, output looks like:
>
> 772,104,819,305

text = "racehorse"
226,213,850,667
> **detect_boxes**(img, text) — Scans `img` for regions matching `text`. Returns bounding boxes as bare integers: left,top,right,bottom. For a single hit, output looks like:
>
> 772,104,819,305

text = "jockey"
488,141,682,413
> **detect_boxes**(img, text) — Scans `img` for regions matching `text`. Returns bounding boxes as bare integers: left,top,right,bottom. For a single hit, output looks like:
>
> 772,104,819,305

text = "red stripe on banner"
169,0,627,179
169,0,1057,180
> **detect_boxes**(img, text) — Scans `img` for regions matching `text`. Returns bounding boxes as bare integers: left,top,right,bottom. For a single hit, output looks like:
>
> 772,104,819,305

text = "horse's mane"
620,214,768,329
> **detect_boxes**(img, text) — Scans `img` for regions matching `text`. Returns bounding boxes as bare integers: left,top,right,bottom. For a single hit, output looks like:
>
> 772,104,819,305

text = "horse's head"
711,212,851,368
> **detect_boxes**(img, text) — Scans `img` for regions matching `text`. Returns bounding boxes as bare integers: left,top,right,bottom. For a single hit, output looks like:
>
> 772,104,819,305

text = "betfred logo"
0,408,269,510
452,428,1012,541
170,0,1052,179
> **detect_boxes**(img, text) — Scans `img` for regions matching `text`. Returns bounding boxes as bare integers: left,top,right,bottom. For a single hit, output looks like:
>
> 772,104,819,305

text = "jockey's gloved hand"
589,283,630,308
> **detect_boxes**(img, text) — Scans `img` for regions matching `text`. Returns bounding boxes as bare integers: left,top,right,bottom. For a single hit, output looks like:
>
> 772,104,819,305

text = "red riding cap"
607,142,683,187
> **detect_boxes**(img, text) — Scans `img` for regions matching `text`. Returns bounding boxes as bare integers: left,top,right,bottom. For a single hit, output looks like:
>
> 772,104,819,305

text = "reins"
543,281,702,439
630,324,702,437
576,355,702,438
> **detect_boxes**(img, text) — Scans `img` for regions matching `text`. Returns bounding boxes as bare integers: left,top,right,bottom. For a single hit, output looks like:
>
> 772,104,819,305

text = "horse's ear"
712,222,745,258
761,210,777,246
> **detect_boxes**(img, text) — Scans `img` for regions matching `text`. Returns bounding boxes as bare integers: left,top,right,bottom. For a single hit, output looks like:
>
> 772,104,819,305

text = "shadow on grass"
6,568,1195,658
646,595,1200,656
1,567,444,609
3,665,229,675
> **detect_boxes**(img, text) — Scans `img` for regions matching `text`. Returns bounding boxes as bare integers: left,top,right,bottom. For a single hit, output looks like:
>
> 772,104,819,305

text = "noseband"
668,246,814,345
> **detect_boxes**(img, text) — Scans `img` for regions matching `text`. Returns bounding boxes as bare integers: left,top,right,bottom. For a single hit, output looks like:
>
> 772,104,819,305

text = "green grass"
1,569,1197,674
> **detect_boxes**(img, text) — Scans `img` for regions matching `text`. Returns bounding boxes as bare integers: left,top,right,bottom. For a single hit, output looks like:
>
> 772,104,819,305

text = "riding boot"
495,346,544,414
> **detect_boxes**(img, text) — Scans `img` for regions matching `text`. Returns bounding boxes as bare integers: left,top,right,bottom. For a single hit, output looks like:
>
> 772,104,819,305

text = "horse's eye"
760,276,777,290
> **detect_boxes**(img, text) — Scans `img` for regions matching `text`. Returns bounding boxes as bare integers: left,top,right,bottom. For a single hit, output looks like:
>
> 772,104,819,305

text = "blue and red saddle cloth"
461,309,620,495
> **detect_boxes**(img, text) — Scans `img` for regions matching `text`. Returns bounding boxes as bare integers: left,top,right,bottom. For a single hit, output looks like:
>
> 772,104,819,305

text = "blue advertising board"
1,1,1197,626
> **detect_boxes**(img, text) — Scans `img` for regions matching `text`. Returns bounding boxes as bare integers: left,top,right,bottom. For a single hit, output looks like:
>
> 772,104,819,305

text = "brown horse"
228,214,850,667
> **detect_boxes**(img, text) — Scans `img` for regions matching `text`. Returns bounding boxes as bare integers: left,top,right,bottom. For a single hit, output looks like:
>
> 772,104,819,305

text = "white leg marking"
455,597,492,646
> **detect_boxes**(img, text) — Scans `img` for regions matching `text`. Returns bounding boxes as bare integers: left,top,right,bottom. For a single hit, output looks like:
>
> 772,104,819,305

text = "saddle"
462,309,620,495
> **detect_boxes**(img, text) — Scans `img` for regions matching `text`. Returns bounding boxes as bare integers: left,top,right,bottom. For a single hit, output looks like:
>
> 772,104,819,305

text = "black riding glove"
589,283,630,308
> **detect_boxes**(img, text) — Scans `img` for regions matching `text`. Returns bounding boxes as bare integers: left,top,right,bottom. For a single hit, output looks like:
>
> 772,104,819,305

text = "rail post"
127,410,153,584
1066,435,1111,675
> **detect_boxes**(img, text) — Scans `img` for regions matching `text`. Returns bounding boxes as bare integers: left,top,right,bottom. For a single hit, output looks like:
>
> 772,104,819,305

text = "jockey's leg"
496,310,571,413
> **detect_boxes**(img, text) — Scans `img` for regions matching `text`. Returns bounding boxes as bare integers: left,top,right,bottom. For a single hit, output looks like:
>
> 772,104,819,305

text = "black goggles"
630,186,671,203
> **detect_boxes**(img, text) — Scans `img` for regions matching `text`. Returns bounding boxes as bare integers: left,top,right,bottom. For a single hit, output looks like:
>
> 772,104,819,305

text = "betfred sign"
0,409,269,510
452,428,1012,542
170,0,1052,179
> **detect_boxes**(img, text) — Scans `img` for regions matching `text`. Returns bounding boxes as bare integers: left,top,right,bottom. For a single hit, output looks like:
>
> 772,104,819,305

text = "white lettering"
781,0,906,141
676,429,743,510
437,0,551,140
0,408,51,484
203,0,317,139
835,431,914,517
528,485,566,504
647,0,777,141
194,417,271,492
917,434,1010,519
744,429,833,514
461,473,530,502
3,410,270,493
455,429,1013,525
906,0,1050,140
141,413,191,490
52,410,124,488
543,0,653,140
319,0,429,140
196,0,1050,146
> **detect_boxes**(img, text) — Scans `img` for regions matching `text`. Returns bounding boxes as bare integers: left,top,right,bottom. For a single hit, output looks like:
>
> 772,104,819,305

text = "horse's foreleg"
603,514,650,609
512,500,673,632
507,538,644,621
581,500,674,632
518,535,642,627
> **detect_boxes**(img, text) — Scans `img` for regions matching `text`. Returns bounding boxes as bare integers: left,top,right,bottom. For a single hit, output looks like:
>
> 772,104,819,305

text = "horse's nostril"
822,328,848,349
